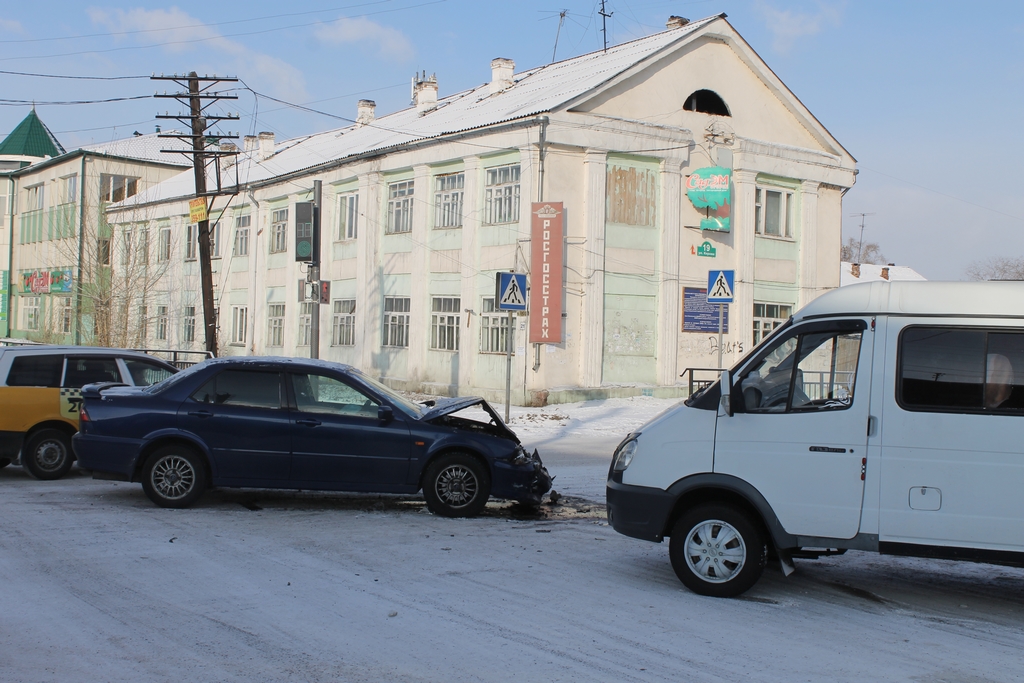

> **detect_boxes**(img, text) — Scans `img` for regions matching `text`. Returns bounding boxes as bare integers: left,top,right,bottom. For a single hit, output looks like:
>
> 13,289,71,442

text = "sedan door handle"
296,419,322,427
188,410,213,419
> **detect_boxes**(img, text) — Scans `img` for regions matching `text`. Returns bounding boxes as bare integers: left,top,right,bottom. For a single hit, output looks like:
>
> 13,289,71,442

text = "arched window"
683,89,730,116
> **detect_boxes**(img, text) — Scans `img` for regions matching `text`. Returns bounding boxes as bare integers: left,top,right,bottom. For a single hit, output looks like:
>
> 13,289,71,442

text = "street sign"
495,272,527,311
707,270,735,303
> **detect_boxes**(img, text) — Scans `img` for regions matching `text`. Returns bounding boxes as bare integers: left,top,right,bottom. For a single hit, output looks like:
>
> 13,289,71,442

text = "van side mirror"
719,371,733,417
378,405,394,424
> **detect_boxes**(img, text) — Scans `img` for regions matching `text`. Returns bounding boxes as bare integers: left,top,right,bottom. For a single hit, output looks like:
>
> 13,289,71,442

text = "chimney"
257,131,275,161
881,267,890,281
666,16,690,28
489,58,515,96
219,142,237,170
851,263,861,278
244,135,258,153
356,99,376,126
413,73,438,114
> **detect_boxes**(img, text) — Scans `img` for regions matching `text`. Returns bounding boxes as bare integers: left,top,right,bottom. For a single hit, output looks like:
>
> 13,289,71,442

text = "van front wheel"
669,504,767,598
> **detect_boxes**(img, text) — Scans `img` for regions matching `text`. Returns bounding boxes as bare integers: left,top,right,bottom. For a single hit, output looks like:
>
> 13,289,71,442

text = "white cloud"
755,1,844,54
314,17,414,63
87,7,308,102
0,17,24,33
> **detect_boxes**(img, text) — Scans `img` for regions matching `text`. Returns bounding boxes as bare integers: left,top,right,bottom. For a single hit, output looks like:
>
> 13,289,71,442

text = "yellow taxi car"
0,346,178,480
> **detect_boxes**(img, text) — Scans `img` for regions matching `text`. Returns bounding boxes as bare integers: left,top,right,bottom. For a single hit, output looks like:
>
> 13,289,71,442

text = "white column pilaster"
657,157,685,385
359,169,382,372
798,180,820,309
580,149,606,387
732,169,757,354
407,164,431,384
458,156,481,393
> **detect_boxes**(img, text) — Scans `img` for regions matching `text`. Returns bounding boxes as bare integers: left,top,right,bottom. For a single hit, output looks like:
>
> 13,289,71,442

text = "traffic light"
295,202,313,261
319,280,331,304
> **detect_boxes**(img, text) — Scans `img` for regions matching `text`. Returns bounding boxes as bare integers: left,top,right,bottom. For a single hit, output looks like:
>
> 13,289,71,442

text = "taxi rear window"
7,355,64,387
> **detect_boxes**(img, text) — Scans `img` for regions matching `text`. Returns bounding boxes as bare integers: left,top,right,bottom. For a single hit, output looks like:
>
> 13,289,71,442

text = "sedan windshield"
352,371,425,418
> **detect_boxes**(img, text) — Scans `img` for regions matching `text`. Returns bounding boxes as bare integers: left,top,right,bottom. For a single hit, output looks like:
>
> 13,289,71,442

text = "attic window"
683,89,730,116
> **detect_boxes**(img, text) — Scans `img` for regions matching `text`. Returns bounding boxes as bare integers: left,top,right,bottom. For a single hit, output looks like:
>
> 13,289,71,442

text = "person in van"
607,281,1024,597
0,347,178,480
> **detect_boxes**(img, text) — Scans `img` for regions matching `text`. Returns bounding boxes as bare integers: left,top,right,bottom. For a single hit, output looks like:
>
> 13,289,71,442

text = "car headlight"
612,438,639,472
512,445,531,466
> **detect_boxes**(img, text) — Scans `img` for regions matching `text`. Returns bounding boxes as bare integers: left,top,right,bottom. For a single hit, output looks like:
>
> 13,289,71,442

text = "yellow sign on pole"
189,197,208,223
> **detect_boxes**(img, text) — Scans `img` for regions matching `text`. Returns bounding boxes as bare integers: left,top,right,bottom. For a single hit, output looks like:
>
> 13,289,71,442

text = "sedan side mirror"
378,405,394,424
719,370,733,417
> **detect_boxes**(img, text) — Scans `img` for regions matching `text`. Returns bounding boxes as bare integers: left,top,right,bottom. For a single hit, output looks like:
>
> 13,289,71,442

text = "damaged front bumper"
492,448,553,506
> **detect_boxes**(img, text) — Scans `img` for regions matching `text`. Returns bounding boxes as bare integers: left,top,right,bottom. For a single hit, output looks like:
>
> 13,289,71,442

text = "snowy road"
2,396,1024,682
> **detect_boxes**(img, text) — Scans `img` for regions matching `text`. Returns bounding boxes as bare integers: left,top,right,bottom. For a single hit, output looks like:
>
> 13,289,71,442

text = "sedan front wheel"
141,445,207,509
423,453,491,518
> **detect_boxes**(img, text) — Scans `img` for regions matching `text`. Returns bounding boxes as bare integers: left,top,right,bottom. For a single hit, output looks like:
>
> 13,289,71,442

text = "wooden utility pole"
153,73,239,355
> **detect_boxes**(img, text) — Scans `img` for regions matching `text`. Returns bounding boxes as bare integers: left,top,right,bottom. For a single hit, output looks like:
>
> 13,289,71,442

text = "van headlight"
612,438,639,472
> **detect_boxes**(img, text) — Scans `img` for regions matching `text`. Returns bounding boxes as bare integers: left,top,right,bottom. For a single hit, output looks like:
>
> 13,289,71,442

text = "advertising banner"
49,269,73,293
189,197,208,224
686,166,732,232
23,270,51,294
682,287,729,333
529,202,563,344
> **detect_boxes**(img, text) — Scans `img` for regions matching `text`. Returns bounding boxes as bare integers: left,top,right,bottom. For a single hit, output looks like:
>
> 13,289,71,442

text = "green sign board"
686,166,732,232
696,241,717,258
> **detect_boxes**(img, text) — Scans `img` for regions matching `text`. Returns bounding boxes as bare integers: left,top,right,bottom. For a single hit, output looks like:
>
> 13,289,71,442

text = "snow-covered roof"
115,14,726,209
840,262,926,286
80,130,192,165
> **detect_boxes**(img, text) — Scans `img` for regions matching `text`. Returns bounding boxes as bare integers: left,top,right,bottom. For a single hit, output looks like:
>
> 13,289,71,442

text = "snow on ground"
3,395,1024,682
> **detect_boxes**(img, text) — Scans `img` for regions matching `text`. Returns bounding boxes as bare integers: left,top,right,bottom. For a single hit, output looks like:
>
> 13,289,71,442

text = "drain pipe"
74,154,87,344
5,173,15,337
533,115,548,373
246,188,259,354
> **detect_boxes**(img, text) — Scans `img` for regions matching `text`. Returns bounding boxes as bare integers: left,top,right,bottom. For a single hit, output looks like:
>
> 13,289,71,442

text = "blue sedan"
73,357,551,516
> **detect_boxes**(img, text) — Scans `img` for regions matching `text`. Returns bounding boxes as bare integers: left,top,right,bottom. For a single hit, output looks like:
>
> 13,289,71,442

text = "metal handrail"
680,366,726,396
132,348,214,369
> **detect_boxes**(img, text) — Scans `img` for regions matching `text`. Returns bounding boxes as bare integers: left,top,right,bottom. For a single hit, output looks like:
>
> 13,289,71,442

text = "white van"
607,281,1024,597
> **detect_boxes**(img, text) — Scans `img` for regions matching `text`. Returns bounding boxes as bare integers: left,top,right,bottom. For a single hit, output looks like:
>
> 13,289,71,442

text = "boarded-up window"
607,166,657,226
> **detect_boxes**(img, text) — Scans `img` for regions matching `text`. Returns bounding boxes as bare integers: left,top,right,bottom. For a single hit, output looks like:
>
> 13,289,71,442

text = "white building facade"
107,15,857,404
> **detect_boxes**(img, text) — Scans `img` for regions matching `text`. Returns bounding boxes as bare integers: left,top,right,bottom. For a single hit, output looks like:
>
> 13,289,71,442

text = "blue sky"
2,0,1022,280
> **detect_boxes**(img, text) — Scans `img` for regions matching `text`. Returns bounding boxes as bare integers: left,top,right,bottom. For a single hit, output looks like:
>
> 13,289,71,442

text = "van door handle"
188,410,213,419
867,415,878,437
296,419,322,427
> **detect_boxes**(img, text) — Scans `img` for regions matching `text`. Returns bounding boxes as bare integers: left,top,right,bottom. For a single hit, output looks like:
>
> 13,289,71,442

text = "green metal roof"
0,109,66,158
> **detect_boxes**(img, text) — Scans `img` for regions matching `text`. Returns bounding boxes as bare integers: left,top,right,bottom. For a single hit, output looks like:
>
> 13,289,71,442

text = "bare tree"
840,237,887,265
965,256,1024,281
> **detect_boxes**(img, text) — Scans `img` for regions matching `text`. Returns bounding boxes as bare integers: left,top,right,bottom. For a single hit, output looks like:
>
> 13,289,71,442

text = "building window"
683,89,730,116
211,222,222,259
158,228,171,262
484,164,520,224
122,228,134,266
755,187,793,238
382,296,410,347
297,302,314,346
97,238,111,266
234,214,251,257
231,305,248,345
434,173,464,228
60,175,78,204
332,299,356,346
23,296,41,330
183,306,196,344
270,209,288,253
139,228,149,265
338,193,358,240
267,303,285,347
156,305,168,341
99,175,138,203
479,297,512,354
59,297,73,335
430,297,460,351
185,224,198,261
25,184,44,211
752,302,793,346
386,181,414,234
607,165,657,227
138,305,148,341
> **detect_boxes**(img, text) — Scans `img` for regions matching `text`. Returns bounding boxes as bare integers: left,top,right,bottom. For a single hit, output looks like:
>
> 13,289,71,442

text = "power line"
0,95,152,105
0,69,148,80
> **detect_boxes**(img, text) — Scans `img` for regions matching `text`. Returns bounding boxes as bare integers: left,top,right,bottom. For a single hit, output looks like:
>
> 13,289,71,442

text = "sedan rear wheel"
423,453,491,518
23,429,75,480
141,445,207,509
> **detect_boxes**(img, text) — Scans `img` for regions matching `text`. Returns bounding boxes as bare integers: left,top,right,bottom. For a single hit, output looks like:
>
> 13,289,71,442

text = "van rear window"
6,355,64,387
899,327,1024,412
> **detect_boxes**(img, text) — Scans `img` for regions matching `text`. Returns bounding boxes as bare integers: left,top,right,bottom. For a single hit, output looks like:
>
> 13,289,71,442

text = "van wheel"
423,453,491,518
669,504,767,598
23,429,75,480
141,446,207,509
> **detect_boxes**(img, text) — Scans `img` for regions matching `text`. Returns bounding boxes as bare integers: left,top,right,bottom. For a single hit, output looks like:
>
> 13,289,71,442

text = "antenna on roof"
552,9,568,62
599,0,613,52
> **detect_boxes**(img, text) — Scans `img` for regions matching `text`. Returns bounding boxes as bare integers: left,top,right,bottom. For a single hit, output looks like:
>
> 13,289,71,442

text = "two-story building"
106,14,857,404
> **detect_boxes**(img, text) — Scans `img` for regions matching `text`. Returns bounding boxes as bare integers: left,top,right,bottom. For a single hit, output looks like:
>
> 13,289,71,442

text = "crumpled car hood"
419,397,519,442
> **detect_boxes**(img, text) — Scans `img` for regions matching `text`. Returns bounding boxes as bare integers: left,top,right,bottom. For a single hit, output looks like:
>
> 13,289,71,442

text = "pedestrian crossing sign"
707,270,735,303
496,272,528,311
